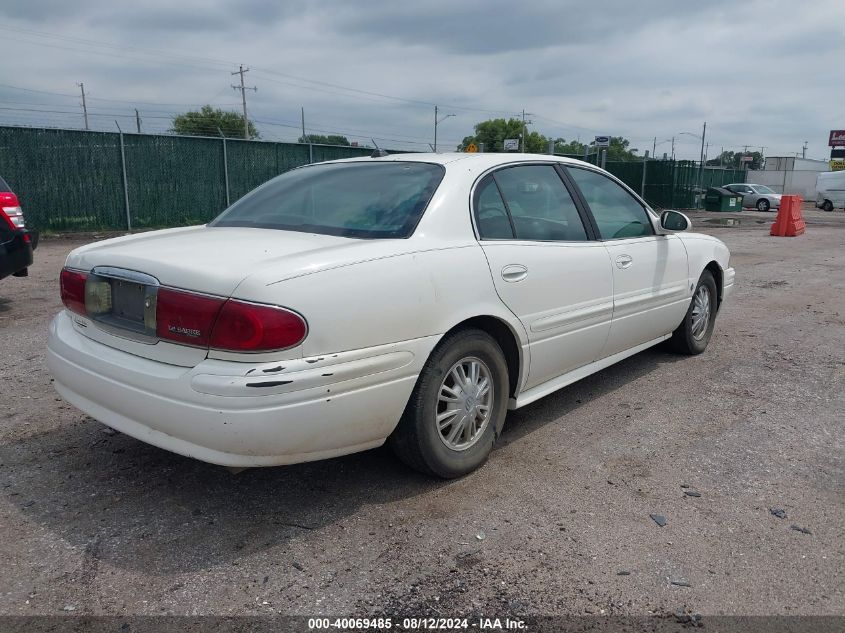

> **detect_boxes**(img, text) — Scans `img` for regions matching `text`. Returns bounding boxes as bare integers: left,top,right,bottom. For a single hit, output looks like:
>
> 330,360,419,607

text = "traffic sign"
830,160,845,171
465,143,478,153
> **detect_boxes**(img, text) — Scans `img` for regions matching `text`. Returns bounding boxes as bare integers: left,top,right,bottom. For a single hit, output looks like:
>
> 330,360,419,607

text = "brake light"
155,288,225,347
59,274,307,352
210,300,307,352
60,268,88,316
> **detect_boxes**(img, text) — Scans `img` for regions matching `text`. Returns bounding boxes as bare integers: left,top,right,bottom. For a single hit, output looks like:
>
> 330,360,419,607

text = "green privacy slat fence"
0,125,745,232
0,126,399,232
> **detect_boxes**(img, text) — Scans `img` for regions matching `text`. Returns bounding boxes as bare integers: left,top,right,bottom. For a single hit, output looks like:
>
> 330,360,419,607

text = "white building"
747,157,829,199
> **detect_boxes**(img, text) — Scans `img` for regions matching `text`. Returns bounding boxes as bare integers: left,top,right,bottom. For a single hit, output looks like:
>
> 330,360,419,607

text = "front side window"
211,162,444,239
476,165,588,241
567,167,654,239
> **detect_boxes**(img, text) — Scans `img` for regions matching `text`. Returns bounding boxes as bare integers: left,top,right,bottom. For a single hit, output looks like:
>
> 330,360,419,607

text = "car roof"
320,152,593,169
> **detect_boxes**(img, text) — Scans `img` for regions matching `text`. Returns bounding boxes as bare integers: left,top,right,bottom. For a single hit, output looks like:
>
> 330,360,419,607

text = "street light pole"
433,105,455,152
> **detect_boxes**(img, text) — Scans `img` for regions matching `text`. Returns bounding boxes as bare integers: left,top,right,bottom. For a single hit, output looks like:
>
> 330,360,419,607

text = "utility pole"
78,82,88,130
433,105,455,153
231,65,256,140
434,105,438,152
802,141,808,159
697,122,706,199
301,106,306,143
521,109,531,152
653,137,657,157
671,136,675,161
135,108,141,134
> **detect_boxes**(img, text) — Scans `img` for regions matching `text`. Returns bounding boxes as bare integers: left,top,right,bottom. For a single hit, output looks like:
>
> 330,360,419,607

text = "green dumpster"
704,187,743,212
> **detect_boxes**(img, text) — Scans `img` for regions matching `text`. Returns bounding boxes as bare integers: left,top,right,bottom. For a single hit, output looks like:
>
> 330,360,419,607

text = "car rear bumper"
0,230,34,279
47,311,432,467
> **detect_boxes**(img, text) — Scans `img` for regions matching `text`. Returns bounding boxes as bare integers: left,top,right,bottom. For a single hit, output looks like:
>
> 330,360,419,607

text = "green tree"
603,137,639,161
298,134,351,145
706,150,763,170
170,105,259,139
459,118,550,153
552,138,588,156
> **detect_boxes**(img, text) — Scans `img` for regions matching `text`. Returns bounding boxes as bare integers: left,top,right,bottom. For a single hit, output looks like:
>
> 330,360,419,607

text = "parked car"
47,153,734,478
815,171,845,212
0,176,37,280
723,183,782,211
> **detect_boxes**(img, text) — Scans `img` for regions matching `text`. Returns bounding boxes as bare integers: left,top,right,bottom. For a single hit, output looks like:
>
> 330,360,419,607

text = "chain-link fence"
0,125,746,232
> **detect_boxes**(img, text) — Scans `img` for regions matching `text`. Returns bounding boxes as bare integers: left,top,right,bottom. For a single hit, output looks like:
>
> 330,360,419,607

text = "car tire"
389,328,509,478
756,198,770,212
822,200,834,212
670,270,718,355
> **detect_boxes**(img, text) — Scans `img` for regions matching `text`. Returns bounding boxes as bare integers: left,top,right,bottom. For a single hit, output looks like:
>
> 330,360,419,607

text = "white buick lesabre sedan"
47,153,734,478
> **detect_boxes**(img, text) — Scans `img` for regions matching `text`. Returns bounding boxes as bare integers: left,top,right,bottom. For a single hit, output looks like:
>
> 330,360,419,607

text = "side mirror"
660,210,691,232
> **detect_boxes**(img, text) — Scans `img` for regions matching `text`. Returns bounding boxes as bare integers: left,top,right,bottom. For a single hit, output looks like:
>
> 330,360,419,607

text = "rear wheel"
822,200,834,212
756,198,770,212
389,328,509,478
671,271,718,355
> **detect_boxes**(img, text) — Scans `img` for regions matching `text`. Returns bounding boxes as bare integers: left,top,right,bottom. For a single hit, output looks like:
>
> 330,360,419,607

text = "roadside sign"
740,155,753,163
503,138,519,151
465,143,478,153
828,130,845,147
594,135,610,147
830,160,845,171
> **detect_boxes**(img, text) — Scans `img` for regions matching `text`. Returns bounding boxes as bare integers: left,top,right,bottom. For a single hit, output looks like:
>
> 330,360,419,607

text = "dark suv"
1,176,37,280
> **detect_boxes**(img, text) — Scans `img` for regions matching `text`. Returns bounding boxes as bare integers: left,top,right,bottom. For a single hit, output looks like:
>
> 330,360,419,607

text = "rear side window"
0,177,10,192
567,167,654,239
474,176,514,239
475,165,589,241
211,162,444,239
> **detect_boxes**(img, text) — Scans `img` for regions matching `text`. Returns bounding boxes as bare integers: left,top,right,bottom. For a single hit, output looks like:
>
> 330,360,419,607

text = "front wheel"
822,200,834,212
756,198,770,212
389,329,509,478
670,271,718,355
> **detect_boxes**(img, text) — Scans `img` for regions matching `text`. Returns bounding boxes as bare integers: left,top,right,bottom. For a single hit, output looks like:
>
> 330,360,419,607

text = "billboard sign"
594,135,610,147
828,130,845,147
503,138,519,151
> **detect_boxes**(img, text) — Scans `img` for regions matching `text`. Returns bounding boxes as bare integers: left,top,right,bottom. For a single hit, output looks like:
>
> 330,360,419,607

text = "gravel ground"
0,207,843,619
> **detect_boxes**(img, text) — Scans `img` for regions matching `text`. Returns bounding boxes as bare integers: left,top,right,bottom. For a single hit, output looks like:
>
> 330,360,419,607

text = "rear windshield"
0,176,10,192
210,162,445,239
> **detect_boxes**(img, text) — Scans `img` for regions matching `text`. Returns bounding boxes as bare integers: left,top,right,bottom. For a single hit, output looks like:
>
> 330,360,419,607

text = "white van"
816,171,845,211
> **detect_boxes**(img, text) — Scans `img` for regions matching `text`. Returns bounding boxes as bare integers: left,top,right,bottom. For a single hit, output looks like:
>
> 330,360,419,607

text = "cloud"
0,0,842,158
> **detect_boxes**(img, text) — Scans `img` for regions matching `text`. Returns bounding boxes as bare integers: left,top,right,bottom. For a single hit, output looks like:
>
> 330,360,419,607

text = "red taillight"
155,288,225,347
60,268,88,315
210,300,307,352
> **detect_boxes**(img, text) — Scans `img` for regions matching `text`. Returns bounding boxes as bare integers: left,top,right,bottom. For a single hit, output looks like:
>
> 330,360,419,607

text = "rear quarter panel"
221,244,529,362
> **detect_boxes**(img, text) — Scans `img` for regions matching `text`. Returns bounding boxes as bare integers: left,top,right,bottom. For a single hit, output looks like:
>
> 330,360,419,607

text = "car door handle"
501,264,528,282
615,254,633,269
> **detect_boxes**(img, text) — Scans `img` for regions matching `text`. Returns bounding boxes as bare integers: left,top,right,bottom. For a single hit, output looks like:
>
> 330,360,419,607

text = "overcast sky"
0,0,842,159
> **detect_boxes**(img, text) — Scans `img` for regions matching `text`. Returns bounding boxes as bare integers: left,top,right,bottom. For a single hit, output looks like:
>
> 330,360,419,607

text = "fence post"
115,121,132,232
641,155,647,198
309,142,314,164
218,128,230,206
